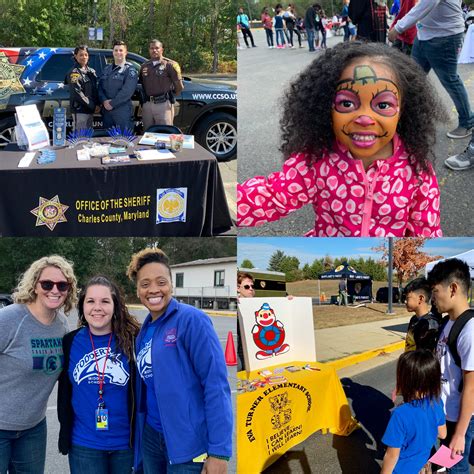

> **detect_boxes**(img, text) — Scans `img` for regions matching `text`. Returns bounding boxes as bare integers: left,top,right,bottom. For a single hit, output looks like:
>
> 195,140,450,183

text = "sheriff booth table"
0,142,232,236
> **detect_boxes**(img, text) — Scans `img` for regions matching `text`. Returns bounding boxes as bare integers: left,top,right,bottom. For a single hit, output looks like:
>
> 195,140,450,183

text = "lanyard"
88,330,113,403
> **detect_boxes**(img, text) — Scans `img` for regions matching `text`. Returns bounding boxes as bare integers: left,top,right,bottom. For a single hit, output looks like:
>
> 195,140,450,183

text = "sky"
237,237,474,270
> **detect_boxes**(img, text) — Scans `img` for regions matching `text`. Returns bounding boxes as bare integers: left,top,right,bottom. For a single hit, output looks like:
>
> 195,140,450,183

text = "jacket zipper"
359,164,379,236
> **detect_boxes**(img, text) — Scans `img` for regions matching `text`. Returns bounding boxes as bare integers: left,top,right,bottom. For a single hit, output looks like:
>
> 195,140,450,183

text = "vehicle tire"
194,112,236,161
0,116,17,148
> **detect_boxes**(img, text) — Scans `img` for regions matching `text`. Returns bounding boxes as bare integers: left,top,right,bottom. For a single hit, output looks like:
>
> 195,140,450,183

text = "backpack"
439,309,474,391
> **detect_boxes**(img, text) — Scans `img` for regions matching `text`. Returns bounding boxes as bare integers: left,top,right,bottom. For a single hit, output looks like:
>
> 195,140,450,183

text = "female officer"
127,248,232,474
58,275,140,474
98,41,138,131
66,45,98,131
0,255,77,474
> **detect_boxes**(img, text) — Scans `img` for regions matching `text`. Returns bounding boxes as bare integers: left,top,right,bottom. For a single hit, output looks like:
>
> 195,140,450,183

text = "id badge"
95,408,109,430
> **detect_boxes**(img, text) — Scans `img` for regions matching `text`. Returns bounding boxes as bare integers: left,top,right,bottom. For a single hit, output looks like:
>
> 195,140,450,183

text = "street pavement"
238,29,474,236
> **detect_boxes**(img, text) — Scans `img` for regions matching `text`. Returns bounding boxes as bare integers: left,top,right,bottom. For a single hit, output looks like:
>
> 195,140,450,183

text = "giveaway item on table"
169,134,184,152
67,128,94,147
53,107,66,147
15,104,50,151
17,152,36,168
101,155,131,165
76,149,90,161
86,143,110,158
37,149,56,164
107,126,136,147
139,132,195,149
136,149,175,161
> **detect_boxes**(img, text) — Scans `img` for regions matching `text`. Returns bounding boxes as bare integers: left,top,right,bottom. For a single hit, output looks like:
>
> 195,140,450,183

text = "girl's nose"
354,115,376,126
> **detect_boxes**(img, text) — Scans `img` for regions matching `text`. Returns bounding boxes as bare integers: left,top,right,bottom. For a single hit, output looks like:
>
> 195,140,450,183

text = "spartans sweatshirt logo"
73,348,129,386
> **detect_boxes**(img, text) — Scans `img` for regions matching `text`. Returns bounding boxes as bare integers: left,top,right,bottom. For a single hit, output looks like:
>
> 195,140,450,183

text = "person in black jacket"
57,275,140,474
65,45,98,131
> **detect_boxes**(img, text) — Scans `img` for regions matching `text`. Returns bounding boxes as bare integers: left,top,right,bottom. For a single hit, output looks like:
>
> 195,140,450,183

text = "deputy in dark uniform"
98,40,138,131
139,39,184,130
65,45,98,131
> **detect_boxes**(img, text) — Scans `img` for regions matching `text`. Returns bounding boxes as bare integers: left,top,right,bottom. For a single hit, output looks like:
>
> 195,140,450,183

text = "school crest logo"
73,348,129,386
269,392,292,430
137,339,153,379
30,195,69,231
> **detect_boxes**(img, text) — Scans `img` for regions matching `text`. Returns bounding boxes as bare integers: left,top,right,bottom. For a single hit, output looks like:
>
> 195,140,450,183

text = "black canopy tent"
318,262,373,303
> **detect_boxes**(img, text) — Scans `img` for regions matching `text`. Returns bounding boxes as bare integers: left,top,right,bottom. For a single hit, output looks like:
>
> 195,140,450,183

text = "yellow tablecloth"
237,361,359,473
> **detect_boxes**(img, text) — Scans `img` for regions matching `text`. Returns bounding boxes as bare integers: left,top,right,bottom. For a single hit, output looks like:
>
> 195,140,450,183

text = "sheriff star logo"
30,195,69,231
0,52,26,110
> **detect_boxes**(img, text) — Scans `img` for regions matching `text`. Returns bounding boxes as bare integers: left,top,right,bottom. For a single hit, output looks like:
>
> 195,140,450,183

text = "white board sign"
238,297,316,372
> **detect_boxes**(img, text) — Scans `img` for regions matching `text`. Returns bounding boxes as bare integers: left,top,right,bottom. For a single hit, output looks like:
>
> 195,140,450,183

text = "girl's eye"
333,90,360,113
371,91,399,117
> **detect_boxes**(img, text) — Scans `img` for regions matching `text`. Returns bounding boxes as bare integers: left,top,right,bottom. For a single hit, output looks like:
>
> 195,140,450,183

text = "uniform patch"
69,72,80,84
172,62,182,79
156,187,187,223
128,67,137,78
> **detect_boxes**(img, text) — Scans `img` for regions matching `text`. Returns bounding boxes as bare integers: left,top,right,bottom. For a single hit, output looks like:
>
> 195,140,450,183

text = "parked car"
0,47,237,160
0,293,13,308
375,287,400,304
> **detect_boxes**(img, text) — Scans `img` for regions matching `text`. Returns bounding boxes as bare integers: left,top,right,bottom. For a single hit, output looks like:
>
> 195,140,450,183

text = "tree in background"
0,237,236,299
0,0,236,73
375,238,442,288
240,259,254,269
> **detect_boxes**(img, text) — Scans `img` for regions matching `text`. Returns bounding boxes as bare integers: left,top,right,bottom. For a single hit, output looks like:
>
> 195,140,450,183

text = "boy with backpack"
427,258,474,473
403,277,441,353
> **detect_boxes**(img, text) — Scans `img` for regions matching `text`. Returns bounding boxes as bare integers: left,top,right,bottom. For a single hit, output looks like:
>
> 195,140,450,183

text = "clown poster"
238,297,316,372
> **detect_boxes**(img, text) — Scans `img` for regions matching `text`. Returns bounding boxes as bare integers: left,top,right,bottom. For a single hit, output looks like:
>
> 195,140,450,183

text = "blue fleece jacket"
133,298,232,470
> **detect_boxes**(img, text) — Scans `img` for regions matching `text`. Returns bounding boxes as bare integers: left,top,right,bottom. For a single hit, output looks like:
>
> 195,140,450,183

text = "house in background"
171,256,237,310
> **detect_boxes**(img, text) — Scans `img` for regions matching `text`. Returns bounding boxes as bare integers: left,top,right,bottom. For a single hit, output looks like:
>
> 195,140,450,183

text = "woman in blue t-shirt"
57,275,140,474
381,349,447,474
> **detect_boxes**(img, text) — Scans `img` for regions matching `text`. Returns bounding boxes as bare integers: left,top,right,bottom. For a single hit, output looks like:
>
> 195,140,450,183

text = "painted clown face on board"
331,59,401,163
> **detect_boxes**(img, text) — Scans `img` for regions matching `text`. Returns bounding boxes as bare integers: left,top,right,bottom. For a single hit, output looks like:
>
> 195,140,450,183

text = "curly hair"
12,255,78,314
77,275,140,360
280,41,448,173
127,248,172,283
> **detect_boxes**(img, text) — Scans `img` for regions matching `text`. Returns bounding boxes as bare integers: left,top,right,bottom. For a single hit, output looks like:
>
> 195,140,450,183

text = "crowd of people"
0,250,232,474
66,39,183,133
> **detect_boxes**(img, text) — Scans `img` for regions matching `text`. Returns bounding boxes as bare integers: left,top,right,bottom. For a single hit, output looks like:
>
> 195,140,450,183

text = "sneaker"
447,126,472,139
445,143,474,170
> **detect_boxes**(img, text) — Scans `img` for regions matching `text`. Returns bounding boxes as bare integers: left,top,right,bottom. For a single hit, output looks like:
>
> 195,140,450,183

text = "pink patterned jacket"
237,137,442,237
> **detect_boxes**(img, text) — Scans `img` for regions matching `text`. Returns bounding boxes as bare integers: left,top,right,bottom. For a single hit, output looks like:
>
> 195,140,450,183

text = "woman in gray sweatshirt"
0,255,77,474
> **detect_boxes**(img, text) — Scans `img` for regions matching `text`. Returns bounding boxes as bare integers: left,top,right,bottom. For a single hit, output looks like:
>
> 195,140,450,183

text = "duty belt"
148,94,168,103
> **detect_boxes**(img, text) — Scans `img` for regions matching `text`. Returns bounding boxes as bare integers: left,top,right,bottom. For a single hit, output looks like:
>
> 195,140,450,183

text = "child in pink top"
238,42,447,237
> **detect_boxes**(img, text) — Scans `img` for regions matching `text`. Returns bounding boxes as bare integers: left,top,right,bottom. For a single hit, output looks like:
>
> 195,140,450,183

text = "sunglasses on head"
243,284,254,290
38,280,70,292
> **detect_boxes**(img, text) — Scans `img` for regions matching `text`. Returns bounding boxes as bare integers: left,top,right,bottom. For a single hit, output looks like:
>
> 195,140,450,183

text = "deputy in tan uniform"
139,39,184,130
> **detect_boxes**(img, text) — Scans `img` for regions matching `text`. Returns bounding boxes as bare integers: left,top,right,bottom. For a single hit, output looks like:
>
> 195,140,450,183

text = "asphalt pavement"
237,29,474,236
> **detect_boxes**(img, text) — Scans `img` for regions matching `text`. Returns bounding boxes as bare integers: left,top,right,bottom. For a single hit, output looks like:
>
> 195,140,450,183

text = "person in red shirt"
261,7,275,48
389,0,417,54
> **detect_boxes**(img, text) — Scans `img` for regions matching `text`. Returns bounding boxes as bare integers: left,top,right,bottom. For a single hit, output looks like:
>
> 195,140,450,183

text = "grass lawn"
287,280,411,329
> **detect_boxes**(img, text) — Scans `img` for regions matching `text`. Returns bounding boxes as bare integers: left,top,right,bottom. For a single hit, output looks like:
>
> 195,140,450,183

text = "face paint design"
331,63,401,161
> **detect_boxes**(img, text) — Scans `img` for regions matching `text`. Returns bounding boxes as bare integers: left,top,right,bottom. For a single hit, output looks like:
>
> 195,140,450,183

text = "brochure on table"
238,297,316,372
15,105,50,150
139,132,194,149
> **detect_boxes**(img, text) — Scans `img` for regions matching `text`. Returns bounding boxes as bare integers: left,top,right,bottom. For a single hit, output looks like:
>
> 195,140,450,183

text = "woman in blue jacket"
127,248,232,474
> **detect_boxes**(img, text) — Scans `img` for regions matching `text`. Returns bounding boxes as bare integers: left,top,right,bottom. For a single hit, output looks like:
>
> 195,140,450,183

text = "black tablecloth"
0,142,233,236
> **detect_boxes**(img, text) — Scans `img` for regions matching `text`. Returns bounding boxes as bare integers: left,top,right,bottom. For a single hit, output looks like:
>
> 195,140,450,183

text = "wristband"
208,454,230,461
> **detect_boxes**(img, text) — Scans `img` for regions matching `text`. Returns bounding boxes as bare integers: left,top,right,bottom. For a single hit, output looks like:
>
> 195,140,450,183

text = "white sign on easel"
238,297,316,372
15,104,50,150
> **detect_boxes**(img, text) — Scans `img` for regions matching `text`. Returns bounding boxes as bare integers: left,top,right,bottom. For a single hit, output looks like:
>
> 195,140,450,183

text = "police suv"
0,47,237,160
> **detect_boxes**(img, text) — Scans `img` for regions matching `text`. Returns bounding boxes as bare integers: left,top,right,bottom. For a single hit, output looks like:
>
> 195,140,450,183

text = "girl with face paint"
237,41,447,237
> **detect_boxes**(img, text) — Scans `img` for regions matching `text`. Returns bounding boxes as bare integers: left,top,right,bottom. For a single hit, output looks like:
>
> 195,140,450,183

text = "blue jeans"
443,416,474,473
0,418,46,474
307,28,315,51
411,33,474,129
142,423,204,474
275,29,286,46
264,28,274,47
68,444,133,474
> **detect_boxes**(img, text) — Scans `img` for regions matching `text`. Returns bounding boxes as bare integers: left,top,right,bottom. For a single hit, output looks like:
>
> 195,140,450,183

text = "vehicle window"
37,54,75,82
88,54,102,75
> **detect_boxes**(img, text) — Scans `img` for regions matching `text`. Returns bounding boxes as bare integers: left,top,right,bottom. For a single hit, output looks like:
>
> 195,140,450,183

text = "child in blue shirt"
382,349,447,474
